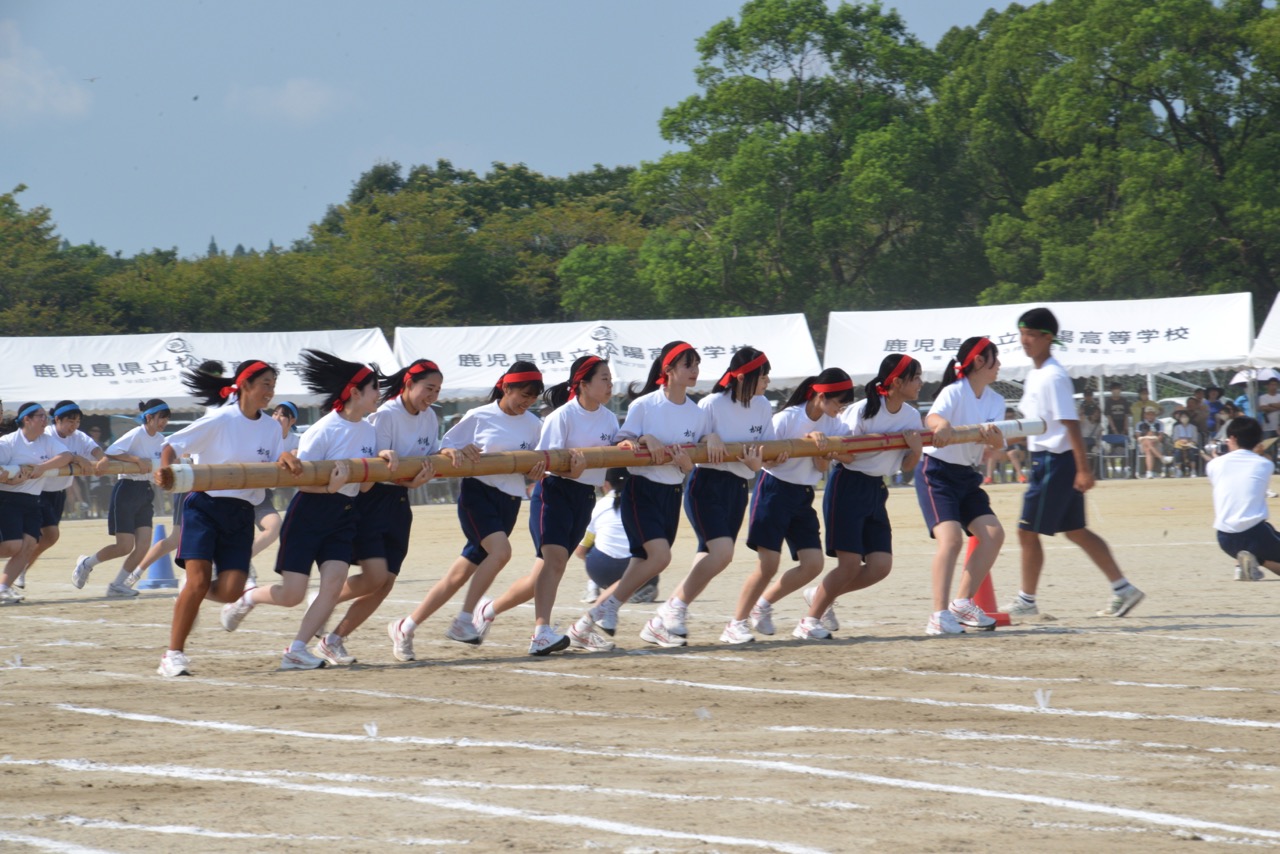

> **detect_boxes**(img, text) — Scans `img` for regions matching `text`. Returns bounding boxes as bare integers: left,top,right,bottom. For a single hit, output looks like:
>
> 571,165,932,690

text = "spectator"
1104,383,1130,436
1257,378,1280,463
1130,388,1158,427
1186,389,1210,437
1171,409,1200,477
1135,406,1166,478
1204,401,1239,462
1205,387,1226,434
1078,388,1102,454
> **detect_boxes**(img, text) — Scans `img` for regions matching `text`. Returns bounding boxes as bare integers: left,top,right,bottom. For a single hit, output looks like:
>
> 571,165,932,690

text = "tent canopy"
825,294,1254,382
394,314,822,401
0,329,397,414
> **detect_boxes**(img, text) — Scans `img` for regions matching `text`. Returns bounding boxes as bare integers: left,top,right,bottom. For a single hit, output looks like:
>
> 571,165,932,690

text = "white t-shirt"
1207,449,1273,533
764,405,844,486
107,425,167,482
585,492,630,559
1259,392,1280,432
537,399,619,488
923,379,1006,467
443,401,542,498
1019,357,1079,454
696,393,776,480
0,431,71,496
299,410,379,498
839,398,923,477
165,405,285,504
42,426,100,492
617,390,713,485
369,397,440,459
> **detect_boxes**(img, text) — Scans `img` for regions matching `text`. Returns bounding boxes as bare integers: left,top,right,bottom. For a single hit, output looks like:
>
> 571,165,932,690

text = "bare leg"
135,524,181,573
930,520,966,611
759,549,825,606
670,537,734,605
734,548,781,623
1063,527,1123,582
24,525,60,572
491,559,541,617
1017,527,1045,595
593,539,672,606
410,555,478,625
333,573,397,638
294,560,349,644
460,531,513,614
251,512,282,558
954,515,1003,600
532,546,570,626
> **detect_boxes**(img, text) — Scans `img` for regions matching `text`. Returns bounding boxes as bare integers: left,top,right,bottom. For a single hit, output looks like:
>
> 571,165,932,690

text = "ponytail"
939,337,997,392
863,354,920,419
629,341,700,401
544,355,607,410
137,398,170,424
182,359,276,408
604,467,628,511
382,358,442,404
298,349,381,413
713,347,769,408
782,368,855,410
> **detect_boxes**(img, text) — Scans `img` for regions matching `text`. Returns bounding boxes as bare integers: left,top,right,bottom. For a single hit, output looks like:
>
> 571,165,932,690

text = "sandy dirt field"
1,476,1278,852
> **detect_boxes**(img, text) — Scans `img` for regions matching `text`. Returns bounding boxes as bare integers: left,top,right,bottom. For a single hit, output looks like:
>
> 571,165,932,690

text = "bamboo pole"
0,459,151,480
157,418,1045,493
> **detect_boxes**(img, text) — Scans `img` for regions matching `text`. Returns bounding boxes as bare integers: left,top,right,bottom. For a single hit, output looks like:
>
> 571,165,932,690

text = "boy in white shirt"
1206,416,1279,581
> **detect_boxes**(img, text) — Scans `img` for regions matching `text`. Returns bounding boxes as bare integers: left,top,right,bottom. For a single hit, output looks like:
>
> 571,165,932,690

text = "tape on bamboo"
157,418,1045,493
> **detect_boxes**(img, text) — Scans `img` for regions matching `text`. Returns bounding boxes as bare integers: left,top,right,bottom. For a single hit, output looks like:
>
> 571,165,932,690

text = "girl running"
570,341,724,649
468,355,616,655
155,359,301,677
220,350,392,670
652,347,774,646
386,361,542,660
915,337,1006,635
794,355,924,640
0,404,74,603
723,368,853,643
73,399,170,597
319,361,439,664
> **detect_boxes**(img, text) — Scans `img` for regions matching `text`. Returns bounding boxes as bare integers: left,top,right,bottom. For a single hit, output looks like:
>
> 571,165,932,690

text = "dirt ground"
1,476,1278,852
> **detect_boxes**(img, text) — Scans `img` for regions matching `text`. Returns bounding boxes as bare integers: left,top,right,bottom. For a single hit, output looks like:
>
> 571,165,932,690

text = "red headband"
876,356,916,397
807,379,853,399
568,356,603,400
955,338,991,379
717,353,768,389
656,342,695,386
219,361,268,399
497,370,543,388
400,360,440,395
332,366,373,412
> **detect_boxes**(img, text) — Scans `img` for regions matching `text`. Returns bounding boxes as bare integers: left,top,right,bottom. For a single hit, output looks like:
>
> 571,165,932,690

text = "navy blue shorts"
39,489,67,528
457,478,522,565
353,484,413,575
746,472,820,559
530,475,596,557
0,492,43,541
620,474,684,559
177,492,254,572
915,455,994,537
1218,521,1280,564
108,479,154,535
823,467,892,557
276,491,358,576
1019,451,1086,535
684,467,751,552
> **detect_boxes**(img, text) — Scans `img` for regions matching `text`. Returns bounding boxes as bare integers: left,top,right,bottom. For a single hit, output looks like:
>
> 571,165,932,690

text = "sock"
240,590,256,606
574,613,594,632
1111,577,1132,593
457,611,473,624
85,555,99,569
756,597,771,609
1017,591,1036,606
325,632,342,645
113,568,132,586
952,597,972,608
289,639,306,652
668,596,687,609
402,616,418,633
0,584,9,593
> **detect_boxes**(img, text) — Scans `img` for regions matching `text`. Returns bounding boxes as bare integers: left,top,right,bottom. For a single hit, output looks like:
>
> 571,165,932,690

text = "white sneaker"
14,572,25,589
658,599,688,636
589,598,620,636
387,619,416,662
281,646,327,670
156,650,191,677
124,569,142,588
71,555,92,589
472,597,495,644
949,599,996,631
445,614,482,645
106,581,140,598
581,580,600,603
1097,585,1145,617
749,601,775,635
719,620,755,645
792,616,832,640
1145,471,1155,479
1002,598,1039,618
0,587,23,605
1236,551,1262,582
220,598,255,632
315,635,356,665
639,615,688,648
804,587,839,632
568,622,616,652
528,630,571,656
926,610,965,635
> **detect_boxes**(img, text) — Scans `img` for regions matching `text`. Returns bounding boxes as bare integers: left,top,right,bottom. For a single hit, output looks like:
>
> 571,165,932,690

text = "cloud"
0,20,91,123
226,78,347,125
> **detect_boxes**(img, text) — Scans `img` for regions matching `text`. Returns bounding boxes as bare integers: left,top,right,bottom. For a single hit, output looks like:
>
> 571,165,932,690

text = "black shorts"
353,484,413,575
823,467,892,557
745,472,820,559
529,475,595,557
276,491,358,575
0,492,43,542
108,479,154,536
1019,451,1086,535
457,478,522,565
39,489,68,528
683,467,751,552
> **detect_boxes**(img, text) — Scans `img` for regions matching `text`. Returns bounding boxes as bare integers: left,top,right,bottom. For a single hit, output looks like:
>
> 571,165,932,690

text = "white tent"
0,329,398,413
825,293,1254,382
394,314,822,401
1247,294,1280,367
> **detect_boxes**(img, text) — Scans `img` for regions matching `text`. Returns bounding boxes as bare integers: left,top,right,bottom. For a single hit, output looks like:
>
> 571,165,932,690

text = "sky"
3,0,1006,259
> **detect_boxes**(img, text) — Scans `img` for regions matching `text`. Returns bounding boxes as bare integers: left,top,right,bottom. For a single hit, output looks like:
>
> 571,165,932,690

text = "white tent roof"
825,294,1254,382
0,329,398,414
394,315,822,401
1248,294,1280,367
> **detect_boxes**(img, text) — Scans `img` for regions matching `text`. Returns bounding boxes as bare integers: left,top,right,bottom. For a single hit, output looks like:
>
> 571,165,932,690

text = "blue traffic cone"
137,523,178,589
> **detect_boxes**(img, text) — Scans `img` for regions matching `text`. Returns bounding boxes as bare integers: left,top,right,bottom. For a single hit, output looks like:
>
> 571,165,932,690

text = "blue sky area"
3,0,1005,258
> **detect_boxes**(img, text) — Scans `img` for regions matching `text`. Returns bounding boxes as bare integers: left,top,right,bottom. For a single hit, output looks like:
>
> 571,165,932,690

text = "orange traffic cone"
967,536,1010,626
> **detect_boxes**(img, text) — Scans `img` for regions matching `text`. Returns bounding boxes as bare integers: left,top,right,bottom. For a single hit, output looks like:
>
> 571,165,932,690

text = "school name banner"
0,329,397,413
825,294,1254,382
394,314,822,401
